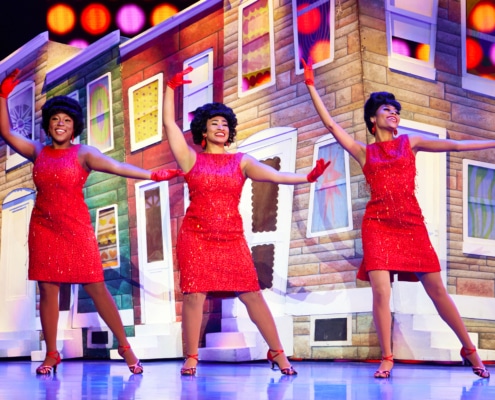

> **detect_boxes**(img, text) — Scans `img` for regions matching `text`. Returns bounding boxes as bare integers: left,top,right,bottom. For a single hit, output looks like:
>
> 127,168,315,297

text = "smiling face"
372,104,400,132
48,112,74,144
204,115,230,146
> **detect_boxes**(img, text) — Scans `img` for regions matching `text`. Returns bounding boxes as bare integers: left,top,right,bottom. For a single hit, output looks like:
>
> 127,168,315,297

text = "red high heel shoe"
36,351,61,375
460,347,490,378
374,354,394,378
267,349,297,375
118,345,143,374
180,354,198,376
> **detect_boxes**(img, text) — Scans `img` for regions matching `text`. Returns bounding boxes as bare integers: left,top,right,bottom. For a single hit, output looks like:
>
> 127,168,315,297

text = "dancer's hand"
151,169,185,181
301,58,314,86
307,158,331,182
0,68,21,98
167,66,193,89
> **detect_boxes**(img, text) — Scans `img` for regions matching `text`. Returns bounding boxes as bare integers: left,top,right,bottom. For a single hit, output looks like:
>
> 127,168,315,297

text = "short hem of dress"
28,277,105,284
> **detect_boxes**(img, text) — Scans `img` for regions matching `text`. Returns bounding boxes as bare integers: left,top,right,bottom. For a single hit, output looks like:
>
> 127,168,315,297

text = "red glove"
167,66,193,89
0,68,21,98
301,58,314,86
151,169,185,181
307,158,331,183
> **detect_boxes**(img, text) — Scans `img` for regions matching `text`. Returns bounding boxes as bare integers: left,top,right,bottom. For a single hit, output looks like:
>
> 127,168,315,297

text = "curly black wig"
364,92,401,134
41,95,85,138
190,102,237,147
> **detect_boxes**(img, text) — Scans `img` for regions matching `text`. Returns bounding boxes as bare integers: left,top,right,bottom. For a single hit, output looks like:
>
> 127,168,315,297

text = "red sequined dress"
357,135,440,281
28,145,104,283
177,152,260,293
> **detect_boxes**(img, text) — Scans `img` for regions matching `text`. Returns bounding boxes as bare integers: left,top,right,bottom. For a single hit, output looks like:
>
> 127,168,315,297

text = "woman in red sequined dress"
303,58,495,379
0,70,181,375
164,67,330,376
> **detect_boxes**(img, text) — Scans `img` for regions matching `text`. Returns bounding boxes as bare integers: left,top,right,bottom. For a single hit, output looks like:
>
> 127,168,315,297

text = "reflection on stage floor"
1,358,493,399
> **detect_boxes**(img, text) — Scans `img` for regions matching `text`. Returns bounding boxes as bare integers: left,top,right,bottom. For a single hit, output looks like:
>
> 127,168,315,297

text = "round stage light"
392,37,411,57
466,37,484,70
415,43,430,62
151,3,179,26
81,3,112,35
297,3,321,35
47,3,76,35
309,40,331,64
68,38,90,49
469,0,495,33
116,4,146,35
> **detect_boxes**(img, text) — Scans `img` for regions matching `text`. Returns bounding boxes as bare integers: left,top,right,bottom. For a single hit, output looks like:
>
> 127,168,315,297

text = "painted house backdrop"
0,0,494,364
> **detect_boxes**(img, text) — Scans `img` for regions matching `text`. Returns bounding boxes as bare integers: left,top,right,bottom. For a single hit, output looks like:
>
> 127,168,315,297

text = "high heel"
180,354,198,376
374,354,394,378
460,347,490,378
267,349,297,375
36,351,61,375
118,345,143,374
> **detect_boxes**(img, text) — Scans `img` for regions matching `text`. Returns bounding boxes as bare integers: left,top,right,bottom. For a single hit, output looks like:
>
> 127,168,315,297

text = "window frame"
86,72,114,153
306,134,353,238
385,0,439,80
460,0,495,97
6,80,35,170
237,0,276,97
94,204,120,270
462,158,495,257
292,0,335,75
128,73,164,152
183,49,214,132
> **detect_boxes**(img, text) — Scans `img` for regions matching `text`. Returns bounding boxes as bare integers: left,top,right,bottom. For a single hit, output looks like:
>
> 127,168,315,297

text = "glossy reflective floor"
1,358,493,400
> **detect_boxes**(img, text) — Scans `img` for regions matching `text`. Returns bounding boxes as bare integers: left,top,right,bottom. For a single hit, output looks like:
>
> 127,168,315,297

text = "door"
135,180,176,324
0,189,36,332
234,127,298,315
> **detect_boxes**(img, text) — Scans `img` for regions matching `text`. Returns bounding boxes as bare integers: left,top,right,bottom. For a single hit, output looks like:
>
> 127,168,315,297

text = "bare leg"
38,281,61,367
82,282,140,370
368,271,394,375
238,291,293,371
419,272,486,369
182,292,207,369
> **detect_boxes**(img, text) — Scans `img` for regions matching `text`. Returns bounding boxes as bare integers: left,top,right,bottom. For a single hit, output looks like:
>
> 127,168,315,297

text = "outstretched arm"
80,145,183,181
409,133,495,153
241,154,330,184
302,58,367,167
163,67,196,173
0,70,42,161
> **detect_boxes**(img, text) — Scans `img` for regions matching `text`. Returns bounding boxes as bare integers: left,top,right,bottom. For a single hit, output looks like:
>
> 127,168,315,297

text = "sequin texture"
177,152,260,293
357,135,440,281
28,145,104,283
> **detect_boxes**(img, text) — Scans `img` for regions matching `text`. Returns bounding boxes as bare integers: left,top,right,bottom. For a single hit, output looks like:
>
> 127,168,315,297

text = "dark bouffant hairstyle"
364,92,401,134
41,95,85,138
190,102,237,146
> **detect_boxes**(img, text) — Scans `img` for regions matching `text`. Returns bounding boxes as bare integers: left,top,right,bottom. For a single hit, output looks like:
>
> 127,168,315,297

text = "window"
385,0,439,80
463,159,495,257
183,49,213,131
461,0,495,96
238,0,275,97
7,81,35,170
307,135,352,237
128,73,163,151
87,72,113,152
95,205,120,269
293,0,335,75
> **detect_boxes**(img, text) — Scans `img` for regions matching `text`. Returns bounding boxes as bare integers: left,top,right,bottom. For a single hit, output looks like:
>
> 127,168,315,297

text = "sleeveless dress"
177,152,261,293
357,135,441,281
28,145,104,283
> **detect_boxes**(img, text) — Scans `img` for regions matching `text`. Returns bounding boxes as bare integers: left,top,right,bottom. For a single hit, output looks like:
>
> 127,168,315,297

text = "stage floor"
1,358,493,399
